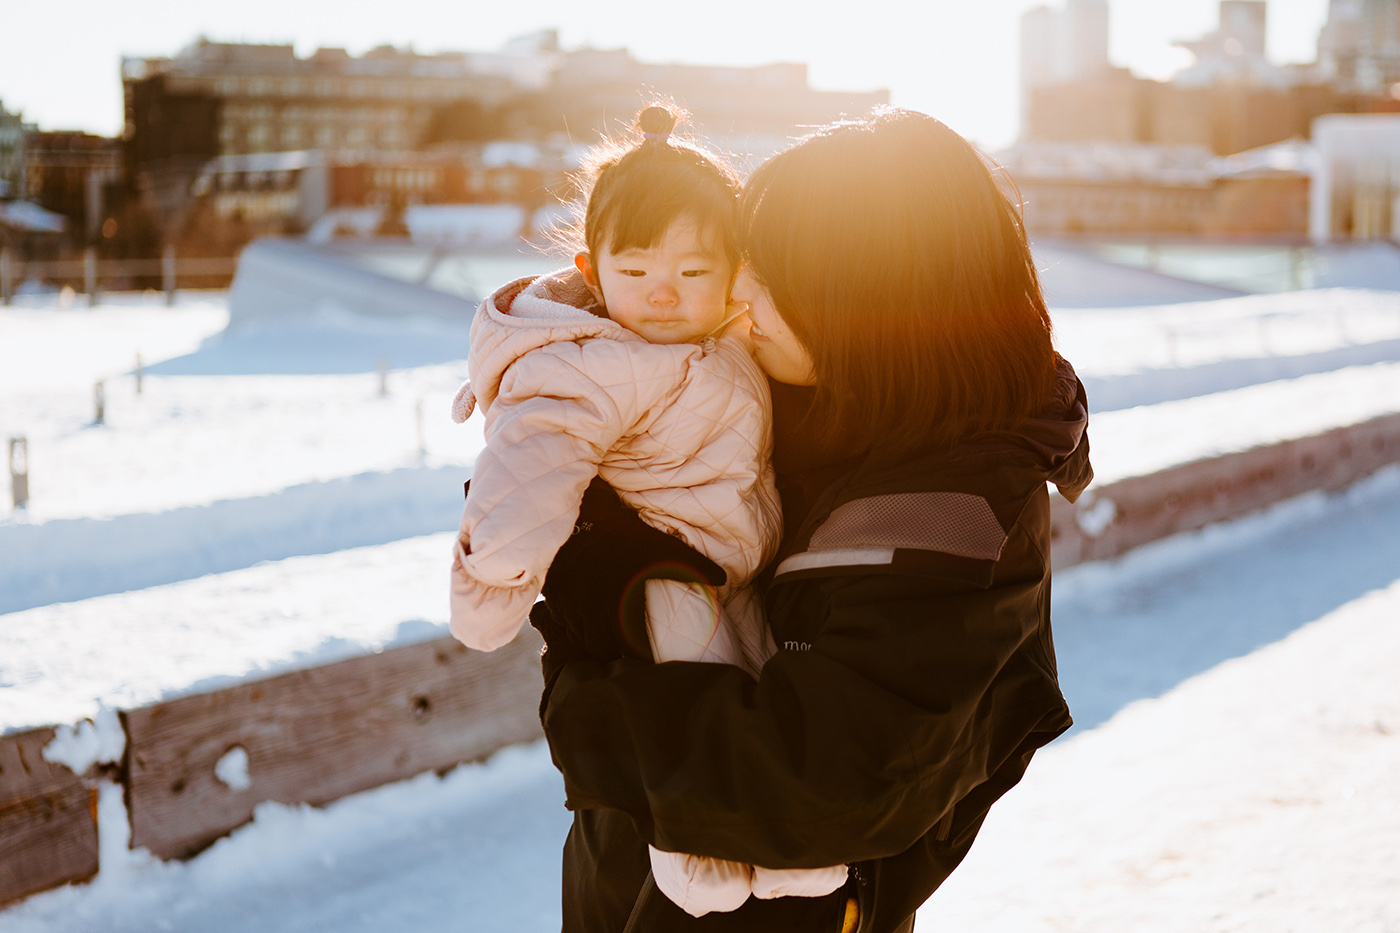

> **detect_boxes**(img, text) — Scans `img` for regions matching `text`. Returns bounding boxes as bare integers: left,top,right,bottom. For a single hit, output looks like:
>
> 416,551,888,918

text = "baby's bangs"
588,147,741,263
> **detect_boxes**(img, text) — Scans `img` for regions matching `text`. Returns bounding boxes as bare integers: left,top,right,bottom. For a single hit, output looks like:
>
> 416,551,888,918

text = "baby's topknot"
637,106,678,140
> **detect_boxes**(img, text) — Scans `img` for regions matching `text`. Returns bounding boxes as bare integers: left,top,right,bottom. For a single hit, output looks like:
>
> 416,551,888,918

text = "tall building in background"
1019,0,1111,137
1020,0,1393,157
1172,0,1277,87
1317,0,1400,90
1010,0,1400,236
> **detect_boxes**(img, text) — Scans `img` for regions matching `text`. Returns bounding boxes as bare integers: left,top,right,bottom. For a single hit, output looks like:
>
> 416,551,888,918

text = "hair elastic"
642,131,671,141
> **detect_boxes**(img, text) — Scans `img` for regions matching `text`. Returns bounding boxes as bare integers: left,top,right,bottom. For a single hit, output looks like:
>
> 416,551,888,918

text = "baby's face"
578,218,732,345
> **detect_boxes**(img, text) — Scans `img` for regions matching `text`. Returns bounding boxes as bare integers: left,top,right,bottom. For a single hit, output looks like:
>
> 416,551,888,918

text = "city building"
999,142,1215,234
22,131,122,244
0,99,35,200
176,143,569,252
1317,0,1400,91
1171,0,1276,87
121,35,558,227
1021,0,1397,158
998,138,1312,236
1019,0,1111,136
1310,113,1400,240
546,47,887,143
121,35,889,255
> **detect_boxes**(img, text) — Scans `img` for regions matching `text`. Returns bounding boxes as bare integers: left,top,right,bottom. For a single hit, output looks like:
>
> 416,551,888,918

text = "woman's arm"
541,545,1070,870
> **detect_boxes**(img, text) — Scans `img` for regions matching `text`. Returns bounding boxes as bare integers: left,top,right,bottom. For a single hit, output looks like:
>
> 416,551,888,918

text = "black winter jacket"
541,359,1093,932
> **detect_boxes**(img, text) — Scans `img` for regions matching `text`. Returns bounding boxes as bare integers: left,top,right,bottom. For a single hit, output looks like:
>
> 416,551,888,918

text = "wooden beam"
0,727,99,906
1052,411,1400,568
121,628,544,860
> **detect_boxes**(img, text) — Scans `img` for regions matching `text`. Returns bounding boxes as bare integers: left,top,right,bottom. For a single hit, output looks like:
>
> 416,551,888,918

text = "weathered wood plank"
122,628,545,860
1052,411,1400,568
0,727,99,906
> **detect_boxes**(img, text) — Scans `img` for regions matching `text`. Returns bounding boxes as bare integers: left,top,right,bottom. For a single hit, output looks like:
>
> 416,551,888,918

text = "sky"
2,0,1331,150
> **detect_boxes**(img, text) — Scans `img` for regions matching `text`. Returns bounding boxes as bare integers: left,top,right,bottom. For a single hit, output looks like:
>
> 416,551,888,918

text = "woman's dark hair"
740,107,1056,455
564,103,743,266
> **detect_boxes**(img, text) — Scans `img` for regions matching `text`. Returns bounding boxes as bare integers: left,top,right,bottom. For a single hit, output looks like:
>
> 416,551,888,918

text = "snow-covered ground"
2,263,1400,930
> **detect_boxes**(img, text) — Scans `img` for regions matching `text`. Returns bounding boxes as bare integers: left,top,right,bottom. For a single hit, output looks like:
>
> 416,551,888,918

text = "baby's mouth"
750,322,768,338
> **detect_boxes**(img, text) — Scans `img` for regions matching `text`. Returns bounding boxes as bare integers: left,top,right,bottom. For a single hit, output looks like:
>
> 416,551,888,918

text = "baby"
447,104,847,916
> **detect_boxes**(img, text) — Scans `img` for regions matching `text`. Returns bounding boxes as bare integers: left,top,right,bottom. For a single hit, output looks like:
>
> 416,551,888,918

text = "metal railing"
0,247,240,306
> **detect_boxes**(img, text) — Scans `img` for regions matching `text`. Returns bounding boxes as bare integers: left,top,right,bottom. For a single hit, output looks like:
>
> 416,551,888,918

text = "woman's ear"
575,252,605,307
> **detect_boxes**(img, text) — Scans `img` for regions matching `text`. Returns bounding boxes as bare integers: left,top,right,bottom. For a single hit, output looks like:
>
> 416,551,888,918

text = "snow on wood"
0,727,99,906
121,629,543,861
1052,410,1400,567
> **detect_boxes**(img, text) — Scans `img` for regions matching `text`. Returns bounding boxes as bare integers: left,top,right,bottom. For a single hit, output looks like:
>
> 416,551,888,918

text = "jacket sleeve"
540,532,1068,869
450,342,656,652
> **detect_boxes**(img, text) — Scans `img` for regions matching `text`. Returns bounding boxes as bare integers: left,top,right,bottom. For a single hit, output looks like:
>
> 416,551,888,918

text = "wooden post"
0,727,100,905
135,352,144,396
122,631,545,860
1049,412,1400,570
93,381,105,426
84,248,98,307
377,357,389,397
162,245,177,307
0,247,12,306
8,437,27,510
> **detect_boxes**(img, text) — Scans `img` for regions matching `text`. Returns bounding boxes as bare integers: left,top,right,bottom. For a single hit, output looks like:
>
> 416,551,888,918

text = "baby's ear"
574,252,605,306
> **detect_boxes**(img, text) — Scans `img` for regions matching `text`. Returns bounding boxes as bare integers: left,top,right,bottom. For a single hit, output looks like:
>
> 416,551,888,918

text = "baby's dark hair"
566,103,742,267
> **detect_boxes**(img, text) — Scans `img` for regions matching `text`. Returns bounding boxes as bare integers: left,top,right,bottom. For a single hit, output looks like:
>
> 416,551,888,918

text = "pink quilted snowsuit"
448,268,846,915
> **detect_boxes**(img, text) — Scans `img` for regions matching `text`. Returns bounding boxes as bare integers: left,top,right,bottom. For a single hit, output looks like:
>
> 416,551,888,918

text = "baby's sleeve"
448,342,652,652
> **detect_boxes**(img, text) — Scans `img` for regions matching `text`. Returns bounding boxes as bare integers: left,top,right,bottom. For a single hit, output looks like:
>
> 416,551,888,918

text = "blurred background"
2,0,1399,279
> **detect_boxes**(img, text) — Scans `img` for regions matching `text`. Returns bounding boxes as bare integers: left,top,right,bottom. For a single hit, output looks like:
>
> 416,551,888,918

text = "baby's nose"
649,282,679,306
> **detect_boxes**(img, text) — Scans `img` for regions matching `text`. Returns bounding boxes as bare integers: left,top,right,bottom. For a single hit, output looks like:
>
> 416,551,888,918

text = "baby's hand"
716,300,752,342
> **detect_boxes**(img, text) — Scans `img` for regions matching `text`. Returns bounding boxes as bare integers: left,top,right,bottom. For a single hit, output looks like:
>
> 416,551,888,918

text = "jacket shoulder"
773,447,1051,589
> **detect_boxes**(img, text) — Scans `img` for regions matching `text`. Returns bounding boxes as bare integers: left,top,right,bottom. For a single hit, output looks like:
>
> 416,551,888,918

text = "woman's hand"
530,477,727,683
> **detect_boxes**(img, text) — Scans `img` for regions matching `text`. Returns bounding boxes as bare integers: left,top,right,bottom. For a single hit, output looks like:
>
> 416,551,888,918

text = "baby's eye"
619,269,646,277
681,269,711,278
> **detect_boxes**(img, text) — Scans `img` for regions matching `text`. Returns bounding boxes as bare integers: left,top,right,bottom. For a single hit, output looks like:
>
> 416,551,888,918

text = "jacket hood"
1021,354,1093,503
453,267,633,422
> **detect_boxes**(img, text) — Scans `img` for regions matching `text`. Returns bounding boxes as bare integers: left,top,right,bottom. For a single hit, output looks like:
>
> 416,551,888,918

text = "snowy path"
3,468,1398,933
